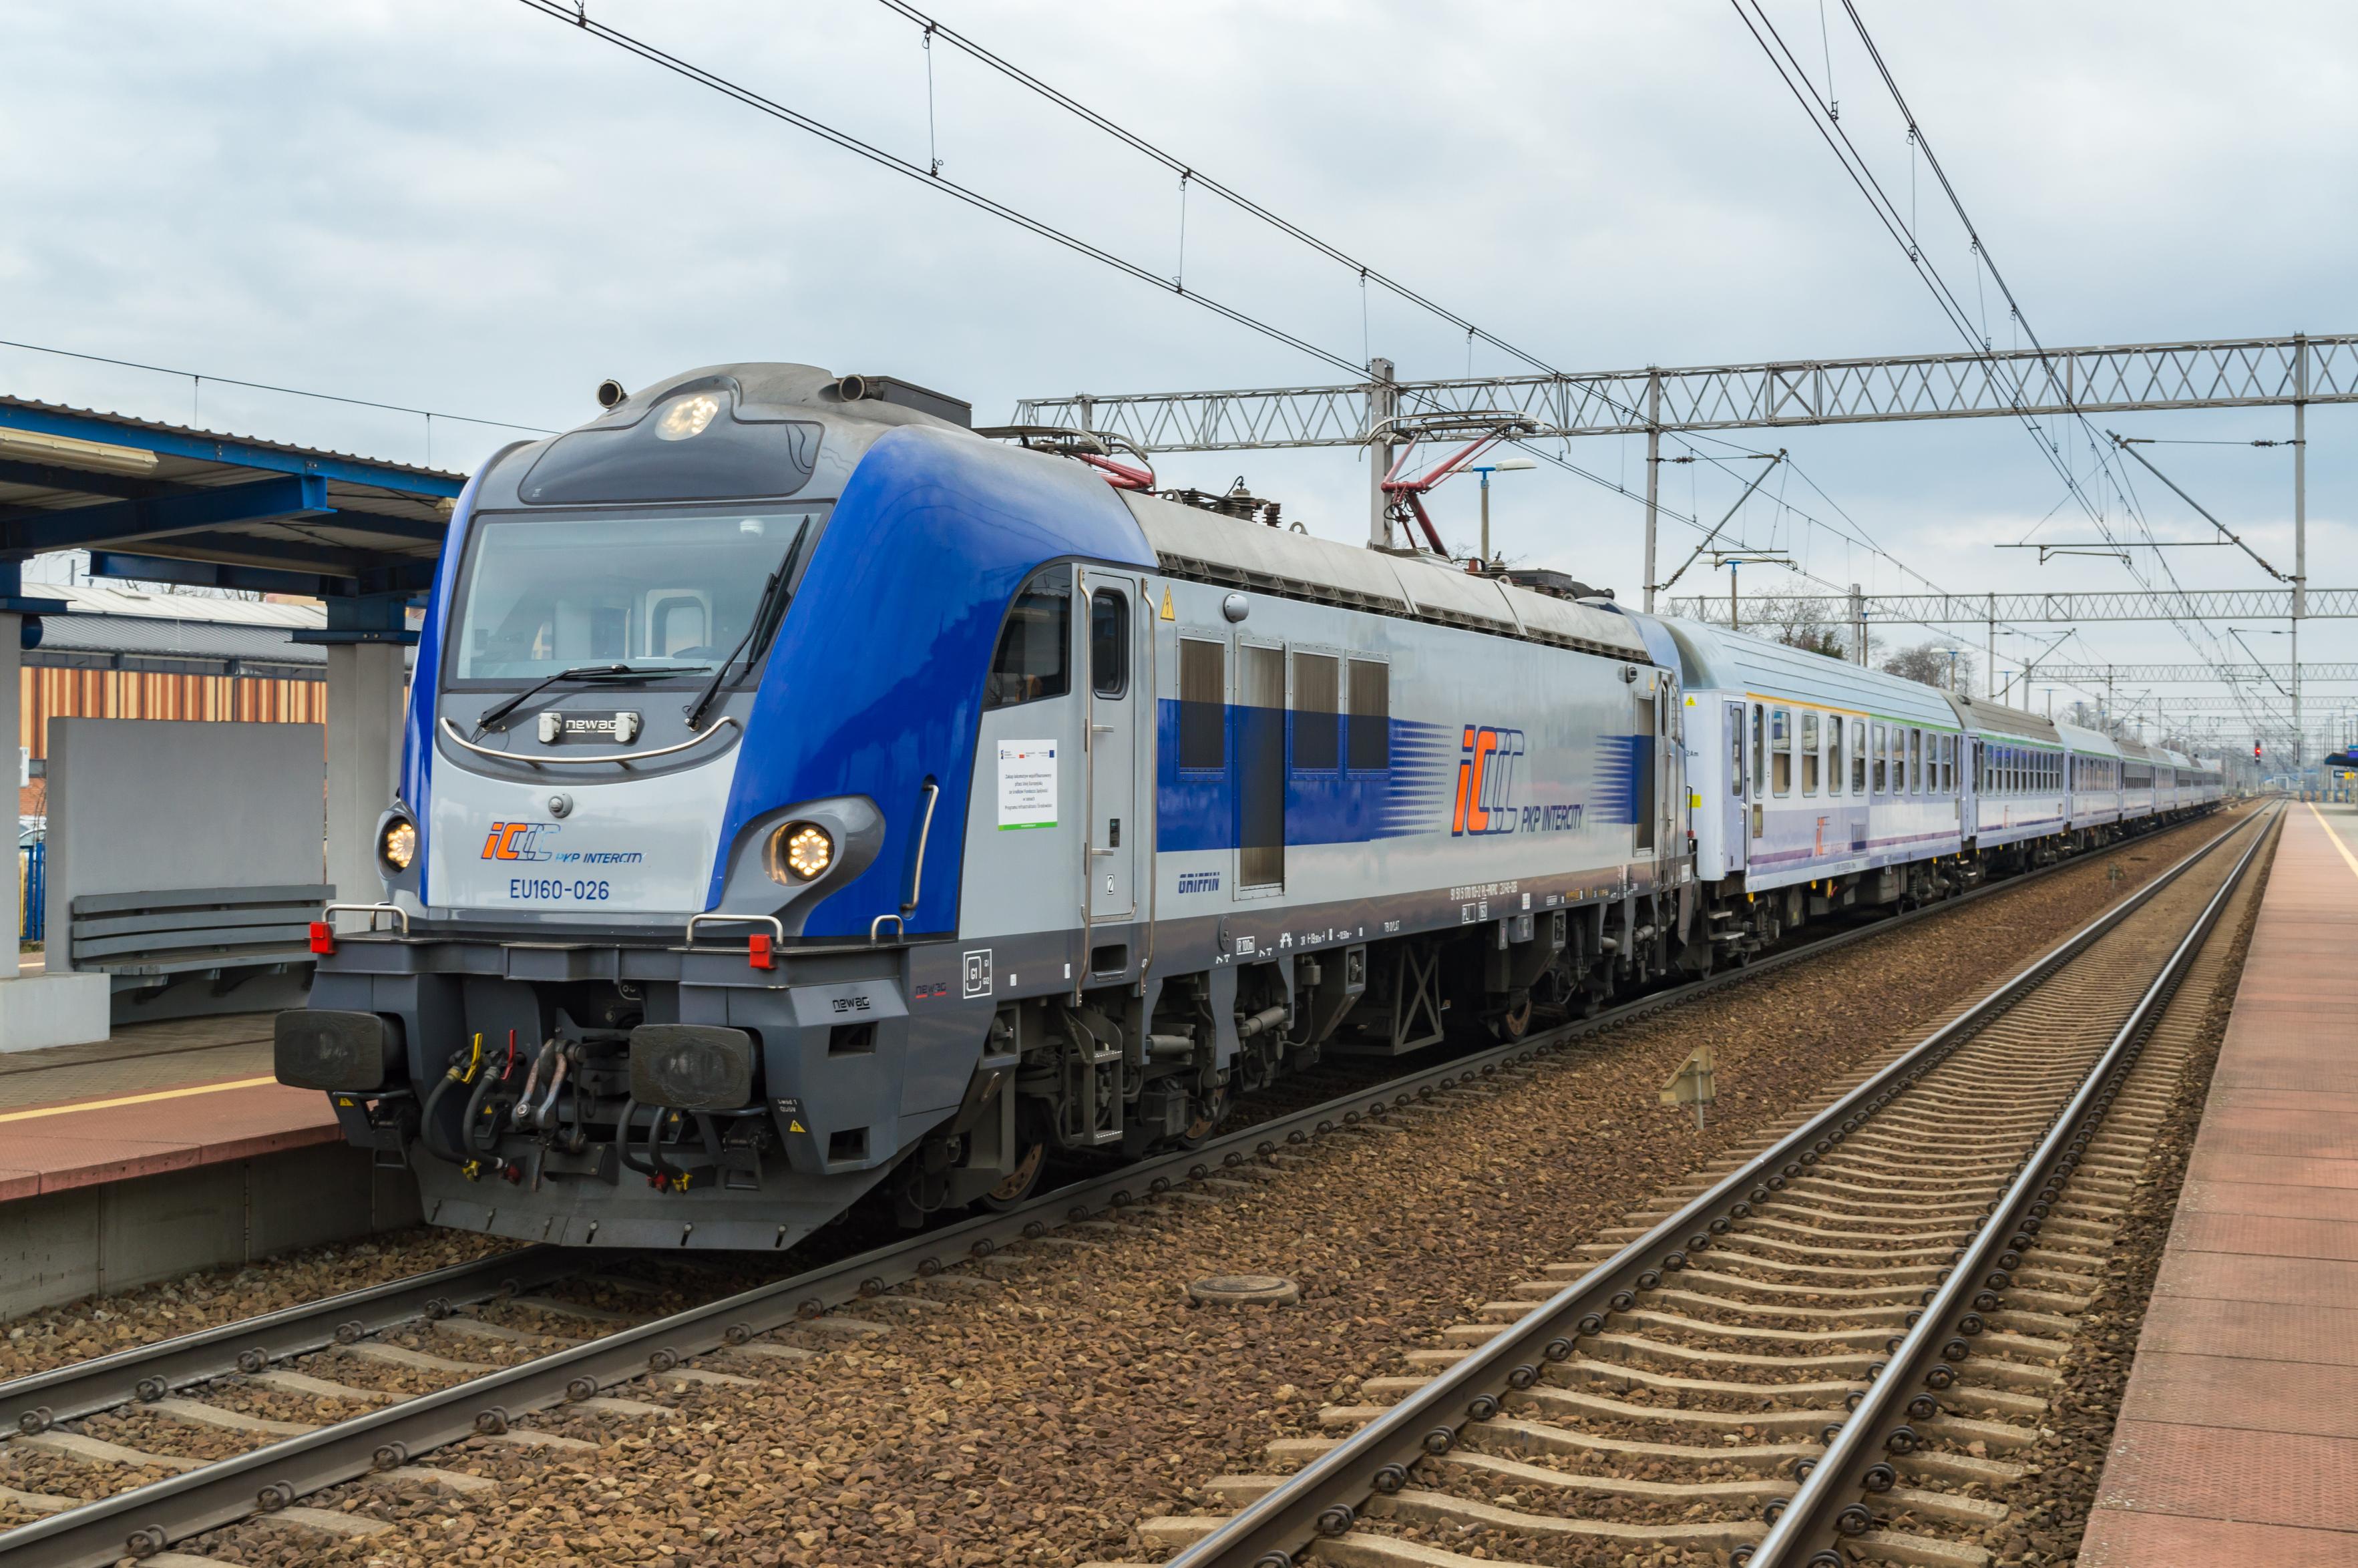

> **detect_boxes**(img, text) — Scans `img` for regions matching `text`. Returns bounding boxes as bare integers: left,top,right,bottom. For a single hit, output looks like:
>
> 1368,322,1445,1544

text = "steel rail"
0,1249,575,1440
1744,805,2277,1565
0,808,2230,1567
1161,805,2266,1568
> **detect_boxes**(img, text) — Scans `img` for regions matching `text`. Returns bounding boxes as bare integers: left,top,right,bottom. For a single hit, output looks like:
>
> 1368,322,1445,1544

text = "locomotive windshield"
449,508,821,684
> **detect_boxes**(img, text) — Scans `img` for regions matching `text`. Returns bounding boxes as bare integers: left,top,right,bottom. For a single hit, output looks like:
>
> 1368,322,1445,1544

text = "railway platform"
2082,801,2358,1563
0,1012,413,1316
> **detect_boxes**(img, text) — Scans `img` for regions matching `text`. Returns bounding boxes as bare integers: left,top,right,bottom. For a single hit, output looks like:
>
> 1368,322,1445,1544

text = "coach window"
1751,705,1766,799
1800,711,1821,794
1346,658,1390,771
1871,722,1887,793
1850,719,1867,793
1179,636,1225,771
1912,729,1927,793
1827,715,1845,795
1941,735,1954,794
1292,652,1340,773
983,570,1071,709
1730,713,1745,797
1771,707,1792,795
1089,589,1128,698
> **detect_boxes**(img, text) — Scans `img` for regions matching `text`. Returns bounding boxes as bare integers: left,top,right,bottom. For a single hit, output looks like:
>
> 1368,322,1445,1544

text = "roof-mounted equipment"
976,425,1157,490
1159,477,1282,528
1373,410,1540,556
831,374,974,428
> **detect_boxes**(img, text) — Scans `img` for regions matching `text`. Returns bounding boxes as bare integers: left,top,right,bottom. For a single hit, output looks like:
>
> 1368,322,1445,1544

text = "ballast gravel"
113,813,2246,1568
0,1230,516,1382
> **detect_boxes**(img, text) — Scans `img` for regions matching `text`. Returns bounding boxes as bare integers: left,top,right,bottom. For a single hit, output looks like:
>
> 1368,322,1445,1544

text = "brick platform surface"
2081,802,2358,1563
0,1011,336,1205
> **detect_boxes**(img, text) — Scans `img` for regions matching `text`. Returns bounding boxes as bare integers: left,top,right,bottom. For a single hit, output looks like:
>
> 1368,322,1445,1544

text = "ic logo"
480,821,558,861
1451,726,1527,837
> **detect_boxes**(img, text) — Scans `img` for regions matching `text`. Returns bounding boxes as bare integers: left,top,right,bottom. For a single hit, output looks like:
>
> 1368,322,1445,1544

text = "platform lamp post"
1708,550,1794,632
1467,454,1536,566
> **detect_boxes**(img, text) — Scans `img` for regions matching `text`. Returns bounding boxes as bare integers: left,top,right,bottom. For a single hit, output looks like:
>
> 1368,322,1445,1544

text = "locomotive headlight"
655,393,720,441
769,822,834,883
379,817,418,872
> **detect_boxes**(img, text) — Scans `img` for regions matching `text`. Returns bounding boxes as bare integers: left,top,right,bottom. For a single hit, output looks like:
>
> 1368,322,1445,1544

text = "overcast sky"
6,1,2355,746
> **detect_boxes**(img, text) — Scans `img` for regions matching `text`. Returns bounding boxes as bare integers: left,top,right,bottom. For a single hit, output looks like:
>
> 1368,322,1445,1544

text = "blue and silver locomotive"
274,361,2216,1251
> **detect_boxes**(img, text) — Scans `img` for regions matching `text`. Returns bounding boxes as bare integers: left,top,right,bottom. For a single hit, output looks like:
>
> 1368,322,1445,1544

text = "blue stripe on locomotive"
1155,708,1454,851
712,426,1155,936
401,456,499,906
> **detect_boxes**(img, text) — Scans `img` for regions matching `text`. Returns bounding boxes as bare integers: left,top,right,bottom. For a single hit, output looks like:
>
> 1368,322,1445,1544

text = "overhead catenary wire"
0,337,552,440
1730,0,2267,736
509,0,1367,378
864,0,1581,383
1823,0,2265,700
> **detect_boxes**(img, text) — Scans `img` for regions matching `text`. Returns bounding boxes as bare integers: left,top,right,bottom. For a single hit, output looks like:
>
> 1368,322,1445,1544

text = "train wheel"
1179,1085,1231,1148
1489,996,1533,1040
980,1139,1046,1211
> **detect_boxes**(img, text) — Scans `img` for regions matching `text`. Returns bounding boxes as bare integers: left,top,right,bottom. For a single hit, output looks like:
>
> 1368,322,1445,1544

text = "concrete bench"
67,882,331,994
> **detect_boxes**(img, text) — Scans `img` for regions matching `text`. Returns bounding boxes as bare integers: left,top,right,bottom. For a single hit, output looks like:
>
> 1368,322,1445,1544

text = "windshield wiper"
684,517,811,733
473,663,706,738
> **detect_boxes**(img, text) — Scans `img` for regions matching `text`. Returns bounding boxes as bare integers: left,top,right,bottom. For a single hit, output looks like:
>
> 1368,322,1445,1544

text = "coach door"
1724,700,1747,873
1661,680,1684,855
1081,572,1141,945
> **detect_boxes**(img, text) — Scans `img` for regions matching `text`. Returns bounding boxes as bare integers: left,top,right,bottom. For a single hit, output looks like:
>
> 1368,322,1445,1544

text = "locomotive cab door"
1081,572,1142,946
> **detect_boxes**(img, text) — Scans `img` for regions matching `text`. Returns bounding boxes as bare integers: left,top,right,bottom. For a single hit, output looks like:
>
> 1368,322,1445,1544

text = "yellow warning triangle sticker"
1159,584,1175,621
788,1120,807,1133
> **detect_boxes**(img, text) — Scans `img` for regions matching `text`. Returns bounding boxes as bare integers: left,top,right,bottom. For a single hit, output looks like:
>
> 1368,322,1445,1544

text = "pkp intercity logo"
1452,725,1525,837
481,821,559,862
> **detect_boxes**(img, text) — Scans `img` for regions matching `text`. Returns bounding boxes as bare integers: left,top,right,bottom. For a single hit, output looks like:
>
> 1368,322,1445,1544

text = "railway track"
0,807,2245,1568
1134,804,2276,1568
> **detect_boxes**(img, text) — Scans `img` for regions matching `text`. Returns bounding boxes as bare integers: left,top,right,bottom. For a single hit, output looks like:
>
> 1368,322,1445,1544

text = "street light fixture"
1466,453,1537,564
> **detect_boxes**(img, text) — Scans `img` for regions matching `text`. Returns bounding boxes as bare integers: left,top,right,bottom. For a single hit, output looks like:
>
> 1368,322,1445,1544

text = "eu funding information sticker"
998,740,1058,830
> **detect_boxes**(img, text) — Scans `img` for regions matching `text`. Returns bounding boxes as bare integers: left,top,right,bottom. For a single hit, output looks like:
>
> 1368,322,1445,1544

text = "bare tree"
1742,590,1866,662
1881,640,1975,691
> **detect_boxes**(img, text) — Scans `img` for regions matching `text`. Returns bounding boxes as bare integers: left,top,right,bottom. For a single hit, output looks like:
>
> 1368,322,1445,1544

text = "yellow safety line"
0,1075,281,1125
2306,801,2358,882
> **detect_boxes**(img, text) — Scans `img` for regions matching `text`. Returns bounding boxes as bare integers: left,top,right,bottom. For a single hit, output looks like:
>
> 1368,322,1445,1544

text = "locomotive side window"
1771,707,1792,795
1179,637,1225,770
1850,719,1867,793
1292,652,1340,773
1089,589,1128,698
1800,711,1820,795
1347,658,1390,771
982,571,1071,709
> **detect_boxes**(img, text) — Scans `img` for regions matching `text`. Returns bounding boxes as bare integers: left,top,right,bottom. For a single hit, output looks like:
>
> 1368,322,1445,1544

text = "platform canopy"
0,395,464,641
